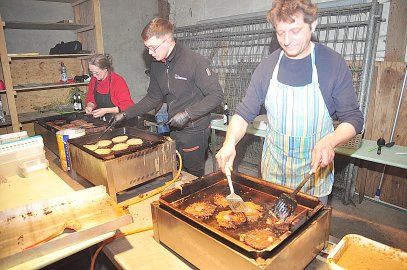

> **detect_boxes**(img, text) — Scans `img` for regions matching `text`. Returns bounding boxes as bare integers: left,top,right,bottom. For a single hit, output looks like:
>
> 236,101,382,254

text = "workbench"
1,147,334,269
101,172,334,270
0,165,116,270
209,117,407,204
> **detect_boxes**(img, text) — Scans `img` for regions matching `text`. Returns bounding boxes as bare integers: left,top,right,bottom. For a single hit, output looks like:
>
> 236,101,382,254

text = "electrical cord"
90,150,183,269
119,150,183,208
90,226,153,270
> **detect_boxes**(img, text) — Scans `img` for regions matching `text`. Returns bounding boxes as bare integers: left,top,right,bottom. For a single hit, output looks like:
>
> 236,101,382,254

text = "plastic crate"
333,121,362,149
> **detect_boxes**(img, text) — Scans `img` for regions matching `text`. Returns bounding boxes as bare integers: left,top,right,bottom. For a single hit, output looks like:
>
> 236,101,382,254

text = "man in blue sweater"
216,0,363,204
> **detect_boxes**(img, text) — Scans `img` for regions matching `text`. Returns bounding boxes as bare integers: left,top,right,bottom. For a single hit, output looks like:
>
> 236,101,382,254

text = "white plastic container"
0,150,46,178
327,234,407,270
0,136,45,177
19,158,49,177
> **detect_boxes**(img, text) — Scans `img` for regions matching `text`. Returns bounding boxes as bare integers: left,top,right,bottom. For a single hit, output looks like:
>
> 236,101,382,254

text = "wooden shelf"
0,0,103,132
0,111,61,127
14,82,88,91
31,0,76,3
0,82,89,93
5,21,91,31
9,53,92,59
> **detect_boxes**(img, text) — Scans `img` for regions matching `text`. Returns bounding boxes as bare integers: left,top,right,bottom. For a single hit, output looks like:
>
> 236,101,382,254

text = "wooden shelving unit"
0,0,104,132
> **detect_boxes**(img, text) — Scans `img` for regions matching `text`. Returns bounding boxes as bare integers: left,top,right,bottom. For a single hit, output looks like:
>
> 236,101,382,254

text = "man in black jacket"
115,17,224,176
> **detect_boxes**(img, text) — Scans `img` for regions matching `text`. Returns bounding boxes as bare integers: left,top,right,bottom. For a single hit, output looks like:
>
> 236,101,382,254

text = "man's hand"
215,143,236,174
114,112,127,124
311,134,335,172
167,111,190,128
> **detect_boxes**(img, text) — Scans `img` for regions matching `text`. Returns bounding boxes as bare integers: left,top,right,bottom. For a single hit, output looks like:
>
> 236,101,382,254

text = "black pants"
171,128,210,177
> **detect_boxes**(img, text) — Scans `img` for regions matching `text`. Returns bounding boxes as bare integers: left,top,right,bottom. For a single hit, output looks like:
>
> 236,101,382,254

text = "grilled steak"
240,228,276,250
185,202,217,219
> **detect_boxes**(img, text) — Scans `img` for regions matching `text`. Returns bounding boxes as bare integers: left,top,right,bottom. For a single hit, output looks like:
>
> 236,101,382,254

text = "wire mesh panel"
175,2,383,169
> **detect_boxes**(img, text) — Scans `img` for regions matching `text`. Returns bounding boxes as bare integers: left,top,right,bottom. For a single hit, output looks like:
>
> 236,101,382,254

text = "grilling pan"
158,171,324,259
69,126,166,160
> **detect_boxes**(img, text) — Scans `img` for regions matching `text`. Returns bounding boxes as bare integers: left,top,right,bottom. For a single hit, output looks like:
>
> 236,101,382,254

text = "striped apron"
261,47,334,197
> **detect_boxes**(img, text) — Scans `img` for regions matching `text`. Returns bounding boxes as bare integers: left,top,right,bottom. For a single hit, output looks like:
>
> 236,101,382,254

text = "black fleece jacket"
125,43,224,131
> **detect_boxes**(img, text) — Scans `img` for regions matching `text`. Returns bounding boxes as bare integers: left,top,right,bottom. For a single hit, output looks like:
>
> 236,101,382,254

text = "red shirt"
85,71,134,111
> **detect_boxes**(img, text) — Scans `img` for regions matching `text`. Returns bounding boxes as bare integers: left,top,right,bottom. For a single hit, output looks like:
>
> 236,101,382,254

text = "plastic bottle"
77,94,83,111
223,102,230,125
60,62,68,83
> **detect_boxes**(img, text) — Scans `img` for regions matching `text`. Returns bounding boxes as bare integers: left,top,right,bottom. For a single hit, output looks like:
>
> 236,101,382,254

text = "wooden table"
0,164,115,270
102,172,333,270
102,172,197,270
210,117,407,204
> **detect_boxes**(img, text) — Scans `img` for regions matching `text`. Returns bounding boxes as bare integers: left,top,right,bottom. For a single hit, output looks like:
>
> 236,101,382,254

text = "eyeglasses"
145,39,166,53
89,70,103,76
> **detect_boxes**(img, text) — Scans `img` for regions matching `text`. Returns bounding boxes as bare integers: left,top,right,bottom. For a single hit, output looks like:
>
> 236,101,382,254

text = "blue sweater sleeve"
235,44,364,133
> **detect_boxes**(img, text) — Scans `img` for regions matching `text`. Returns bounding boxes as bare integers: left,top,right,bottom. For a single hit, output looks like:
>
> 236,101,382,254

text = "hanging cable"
90,226,153,270
119,150,183,208
90,150,183,269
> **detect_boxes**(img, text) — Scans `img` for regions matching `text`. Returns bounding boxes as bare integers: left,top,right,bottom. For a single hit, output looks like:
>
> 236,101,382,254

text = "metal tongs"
96,117,116,140
271,170,315,221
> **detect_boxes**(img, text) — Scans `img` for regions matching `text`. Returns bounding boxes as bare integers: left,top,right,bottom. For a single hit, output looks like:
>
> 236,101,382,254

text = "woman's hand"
91,108,109,118
85,103,94,114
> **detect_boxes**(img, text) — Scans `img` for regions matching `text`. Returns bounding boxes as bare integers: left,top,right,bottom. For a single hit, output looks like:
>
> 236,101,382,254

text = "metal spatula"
225,166,249,213
271,170,315,221
96,117,116,141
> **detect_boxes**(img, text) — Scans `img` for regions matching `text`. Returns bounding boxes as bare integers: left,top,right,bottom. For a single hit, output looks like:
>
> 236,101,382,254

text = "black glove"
167,111,190,128
114,112,127,124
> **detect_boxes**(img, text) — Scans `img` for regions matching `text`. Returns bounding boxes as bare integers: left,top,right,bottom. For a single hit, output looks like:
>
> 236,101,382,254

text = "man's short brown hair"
267,0,318,28
141,17,174,41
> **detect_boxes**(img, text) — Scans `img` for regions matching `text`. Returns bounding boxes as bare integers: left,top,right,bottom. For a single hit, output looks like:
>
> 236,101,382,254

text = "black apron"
94,73,115,122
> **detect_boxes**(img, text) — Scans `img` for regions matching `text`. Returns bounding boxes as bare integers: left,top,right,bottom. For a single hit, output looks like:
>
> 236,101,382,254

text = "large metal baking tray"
68,126,167,160
158,171,324,259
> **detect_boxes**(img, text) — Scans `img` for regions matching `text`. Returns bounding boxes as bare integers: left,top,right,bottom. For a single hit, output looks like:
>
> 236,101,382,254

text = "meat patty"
213,193,229,208
70,119,88,126
60,123,77,129
216,210,246,229
266,214,290,232
54,120,66,125
244,202,264,222
240,228,276,250
184,202,217,219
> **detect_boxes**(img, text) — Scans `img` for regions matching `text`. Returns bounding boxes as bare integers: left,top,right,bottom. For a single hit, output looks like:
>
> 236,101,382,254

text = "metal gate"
174,1,383,194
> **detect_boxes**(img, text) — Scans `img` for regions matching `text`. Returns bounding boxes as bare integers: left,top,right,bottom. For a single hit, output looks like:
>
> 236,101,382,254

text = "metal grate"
175,2,383,170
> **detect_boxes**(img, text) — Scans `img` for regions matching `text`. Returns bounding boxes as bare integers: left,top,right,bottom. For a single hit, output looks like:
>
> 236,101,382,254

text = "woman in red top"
85,53,134,121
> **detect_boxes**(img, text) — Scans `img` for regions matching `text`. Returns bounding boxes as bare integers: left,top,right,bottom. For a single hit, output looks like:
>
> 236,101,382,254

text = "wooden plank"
0,185,132,269
384,0,407,61
355,61,407,207
9,53,91,59
10,57,85,85
8,82,88,92
91,0,104,53
4,21,89,31
0,111,61,127
0,18,19,132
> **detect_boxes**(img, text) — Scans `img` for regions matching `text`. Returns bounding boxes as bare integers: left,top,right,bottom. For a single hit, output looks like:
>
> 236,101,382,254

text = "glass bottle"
60,62,68,83
223,103,230,125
